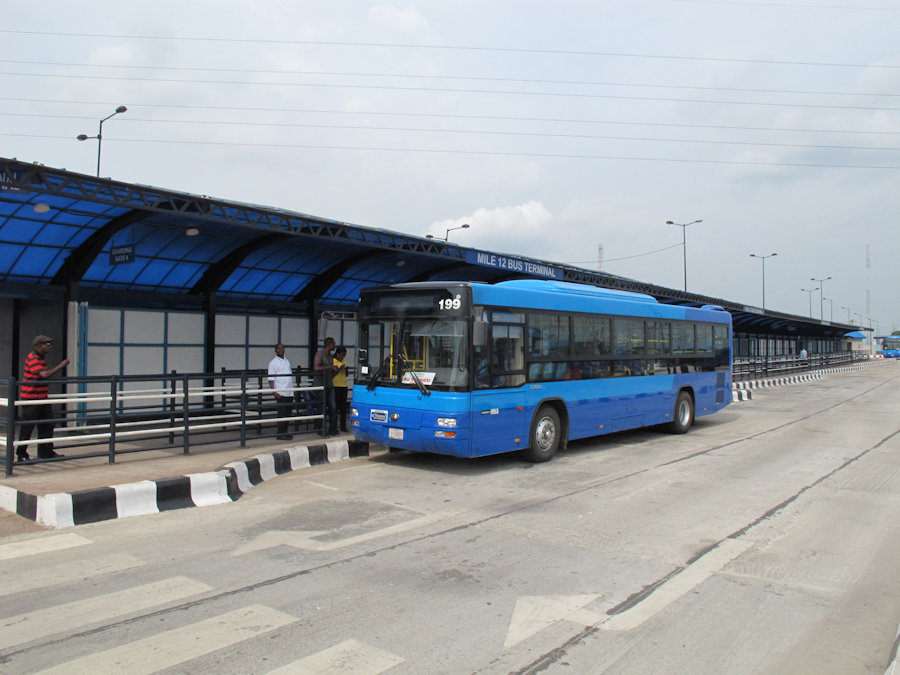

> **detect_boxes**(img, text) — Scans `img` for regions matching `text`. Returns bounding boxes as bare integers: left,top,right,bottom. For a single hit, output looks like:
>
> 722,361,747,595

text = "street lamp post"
810,276,832,320
749,252,777,311
801,288,815,317
426,223,470,242
77,105,127,177
841,305,852,323
666,219,702,291
822,297,833,322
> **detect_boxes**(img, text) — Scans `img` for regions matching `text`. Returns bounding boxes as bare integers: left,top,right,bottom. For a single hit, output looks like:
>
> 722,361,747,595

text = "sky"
2,1,899,332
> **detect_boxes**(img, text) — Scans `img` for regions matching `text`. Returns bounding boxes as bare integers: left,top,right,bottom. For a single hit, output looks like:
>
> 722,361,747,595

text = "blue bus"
882,336,900,358
350,280,732,462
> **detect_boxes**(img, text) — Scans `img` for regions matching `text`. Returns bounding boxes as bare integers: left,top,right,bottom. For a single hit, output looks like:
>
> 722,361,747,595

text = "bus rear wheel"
522,406,561,462
666,390,694,434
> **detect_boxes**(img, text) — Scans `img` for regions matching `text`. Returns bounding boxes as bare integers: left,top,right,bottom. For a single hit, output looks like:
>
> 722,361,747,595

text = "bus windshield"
360,317,470,391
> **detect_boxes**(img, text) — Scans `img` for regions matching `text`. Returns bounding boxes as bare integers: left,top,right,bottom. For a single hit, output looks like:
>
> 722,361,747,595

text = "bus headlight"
436,417,457,427
350,407,358,418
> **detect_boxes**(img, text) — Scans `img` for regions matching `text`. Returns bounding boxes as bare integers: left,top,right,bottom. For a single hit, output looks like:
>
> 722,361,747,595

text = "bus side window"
492,325,525,387
474,343,490,388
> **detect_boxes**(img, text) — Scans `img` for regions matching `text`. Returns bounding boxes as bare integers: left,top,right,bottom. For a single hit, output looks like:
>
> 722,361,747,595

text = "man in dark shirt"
18,335,70,461
313,337,338,436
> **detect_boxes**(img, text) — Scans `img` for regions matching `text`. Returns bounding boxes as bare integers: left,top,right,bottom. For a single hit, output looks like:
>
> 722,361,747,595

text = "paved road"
1,364,898,673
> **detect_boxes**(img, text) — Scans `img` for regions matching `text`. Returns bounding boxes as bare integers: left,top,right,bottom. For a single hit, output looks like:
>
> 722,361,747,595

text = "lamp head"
115,105,127,114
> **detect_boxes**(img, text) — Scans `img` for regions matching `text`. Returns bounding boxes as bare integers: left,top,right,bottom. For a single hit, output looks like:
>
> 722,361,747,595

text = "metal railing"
733,351,867,381
2,369,329,477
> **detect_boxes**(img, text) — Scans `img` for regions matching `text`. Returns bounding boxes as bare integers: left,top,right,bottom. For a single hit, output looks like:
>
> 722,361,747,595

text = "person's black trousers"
18,401,56,458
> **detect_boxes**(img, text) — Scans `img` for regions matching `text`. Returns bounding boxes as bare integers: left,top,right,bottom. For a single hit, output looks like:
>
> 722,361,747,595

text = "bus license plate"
388,428,404,440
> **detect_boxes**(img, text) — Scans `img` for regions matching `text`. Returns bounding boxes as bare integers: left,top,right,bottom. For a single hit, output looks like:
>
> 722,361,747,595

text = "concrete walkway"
0,431,369,534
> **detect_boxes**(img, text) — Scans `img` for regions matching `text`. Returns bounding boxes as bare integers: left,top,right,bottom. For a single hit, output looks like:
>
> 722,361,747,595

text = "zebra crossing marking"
267,638,405,674
0,553,143,598
35,604,297,675
0,532,92,561
0,576,211,650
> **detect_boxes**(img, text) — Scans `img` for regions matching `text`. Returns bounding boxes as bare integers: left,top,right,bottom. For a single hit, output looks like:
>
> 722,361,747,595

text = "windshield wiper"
395,352,430,396
366,354,393,391
365,353,430,396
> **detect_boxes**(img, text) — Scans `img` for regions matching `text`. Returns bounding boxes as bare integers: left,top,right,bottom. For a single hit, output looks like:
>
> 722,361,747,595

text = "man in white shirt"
268,342,294,440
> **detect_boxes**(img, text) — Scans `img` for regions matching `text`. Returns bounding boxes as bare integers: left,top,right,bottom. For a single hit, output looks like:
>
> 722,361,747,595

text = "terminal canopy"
0,157,855,338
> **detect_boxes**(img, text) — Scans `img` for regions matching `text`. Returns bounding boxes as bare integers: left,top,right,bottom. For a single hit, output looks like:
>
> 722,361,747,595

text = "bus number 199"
439,295,462,311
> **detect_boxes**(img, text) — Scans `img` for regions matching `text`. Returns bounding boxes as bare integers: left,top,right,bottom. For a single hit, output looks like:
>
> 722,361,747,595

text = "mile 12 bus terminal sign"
465,251,563,280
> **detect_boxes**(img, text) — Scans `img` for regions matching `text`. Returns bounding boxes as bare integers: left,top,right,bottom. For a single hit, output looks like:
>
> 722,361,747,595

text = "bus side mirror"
473,319,488,346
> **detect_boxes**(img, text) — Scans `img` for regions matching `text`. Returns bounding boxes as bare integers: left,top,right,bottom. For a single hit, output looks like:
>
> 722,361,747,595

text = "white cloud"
429,201,553,254
368,5,431,33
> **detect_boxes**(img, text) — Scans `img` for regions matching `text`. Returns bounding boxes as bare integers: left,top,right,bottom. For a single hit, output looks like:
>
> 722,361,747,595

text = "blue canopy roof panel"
0,157,859,339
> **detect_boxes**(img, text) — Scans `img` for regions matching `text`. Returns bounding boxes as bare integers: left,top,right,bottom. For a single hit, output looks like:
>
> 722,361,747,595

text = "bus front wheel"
666,390,694,434
522,406,561,462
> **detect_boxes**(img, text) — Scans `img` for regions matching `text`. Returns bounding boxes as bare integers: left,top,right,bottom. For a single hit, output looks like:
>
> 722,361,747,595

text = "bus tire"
522,406,562,463
666,390,694,434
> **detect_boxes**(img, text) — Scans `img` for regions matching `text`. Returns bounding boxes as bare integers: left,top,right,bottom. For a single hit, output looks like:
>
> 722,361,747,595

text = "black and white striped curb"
731,365,866,403
0,439,370,529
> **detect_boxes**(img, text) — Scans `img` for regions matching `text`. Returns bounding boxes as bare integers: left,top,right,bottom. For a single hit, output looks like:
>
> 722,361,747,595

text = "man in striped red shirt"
18,335,70,461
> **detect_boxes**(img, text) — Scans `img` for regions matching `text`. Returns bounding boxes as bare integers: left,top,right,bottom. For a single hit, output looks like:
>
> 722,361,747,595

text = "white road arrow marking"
232,512,446,556
504,595,603,650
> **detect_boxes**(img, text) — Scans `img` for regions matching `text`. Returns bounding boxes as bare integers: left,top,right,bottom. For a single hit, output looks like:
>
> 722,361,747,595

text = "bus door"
470,313,528,456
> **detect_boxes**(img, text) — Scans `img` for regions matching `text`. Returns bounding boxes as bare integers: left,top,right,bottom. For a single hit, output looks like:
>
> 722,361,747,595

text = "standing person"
332,346,349,433
313,337,338,436
267,342,294,441
18,335,70,461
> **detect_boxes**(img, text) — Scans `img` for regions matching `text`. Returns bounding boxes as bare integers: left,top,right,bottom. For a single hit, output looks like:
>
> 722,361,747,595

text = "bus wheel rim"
678,400,691,425
535,417,556,451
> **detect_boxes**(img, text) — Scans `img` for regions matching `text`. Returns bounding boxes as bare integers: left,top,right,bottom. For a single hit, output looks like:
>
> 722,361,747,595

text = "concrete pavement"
0,431,370,534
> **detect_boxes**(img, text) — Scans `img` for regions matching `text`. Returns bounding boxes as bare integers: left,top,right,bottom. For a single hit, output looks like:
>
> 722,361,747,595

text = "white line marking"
0,553,144,598
0,532,92,561
601,538,753,632
36,604,297,675
267,638,405,674
304,480,341,491
0,576,212,650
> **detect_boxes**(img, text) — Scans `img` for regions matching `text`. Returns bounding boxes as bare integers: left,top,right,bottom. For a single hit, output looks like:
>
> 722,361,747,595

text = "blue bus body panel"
351,372,730,458
350,387,475,457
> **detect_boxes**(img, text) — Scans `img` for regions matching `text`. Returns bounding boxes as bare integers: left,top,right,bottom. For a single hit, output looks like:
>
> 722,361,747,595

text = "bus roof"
493,279,658,303
376,279,730,323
